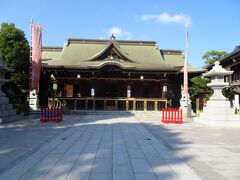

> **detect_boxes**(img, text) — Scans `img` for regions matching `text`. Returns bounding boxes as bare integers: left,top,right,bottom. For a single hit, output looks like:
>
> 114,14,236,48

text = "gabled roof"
42,37,203,73
85,36,135,63
42,47,62,61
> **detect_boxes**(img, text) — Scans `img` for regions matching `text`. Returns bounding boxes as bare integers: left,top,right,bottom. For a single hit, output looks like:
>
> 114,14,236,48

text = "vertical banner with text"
31,24,42,91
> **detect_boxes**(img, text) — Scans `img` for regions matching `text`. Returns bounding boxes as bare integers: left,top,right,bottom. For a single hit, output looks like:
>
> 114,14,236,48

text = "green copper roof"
161,50,205,73
42,38,203,73
42,47,62,61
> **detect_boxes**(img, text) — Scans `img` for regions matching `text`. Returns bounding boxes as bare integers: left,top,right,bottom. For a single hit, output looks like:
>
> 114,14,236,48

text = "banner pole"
29,18,33,92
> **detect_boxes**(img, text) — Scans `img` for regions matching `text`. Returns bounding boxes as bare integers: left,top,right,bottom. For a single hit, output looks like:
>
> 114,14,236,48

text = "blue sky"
0,0,239,67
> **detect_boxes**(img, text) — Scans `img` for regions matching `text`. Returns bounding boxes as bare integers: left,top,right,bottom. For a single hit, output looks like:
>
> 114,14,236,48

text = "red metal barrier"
161,108,182,124
179,108,182,124
55,107,63,122
162,108,165,123
40,107,63,122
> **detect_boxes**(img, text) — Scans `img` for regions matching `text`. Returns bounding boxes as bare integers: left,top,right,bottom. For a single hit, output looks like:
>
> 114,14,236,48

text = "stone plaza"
0,114,240,180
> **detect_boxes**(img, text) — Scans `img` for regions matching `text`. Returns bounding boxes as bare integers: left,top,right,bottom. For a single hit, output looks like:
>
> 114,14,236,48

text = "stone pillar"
234,94,240,110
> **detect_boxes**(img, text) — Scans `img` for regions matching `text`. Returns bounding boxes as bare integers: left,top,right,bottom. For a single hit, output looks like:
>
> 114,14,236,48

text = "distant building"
39,36,203,111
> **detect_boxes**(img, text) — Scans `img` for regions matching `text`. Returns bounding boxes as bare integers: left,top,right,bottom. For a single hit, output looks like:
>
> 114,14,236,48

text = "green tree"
202,50,228,65
0,23,29,114
189,76,212,97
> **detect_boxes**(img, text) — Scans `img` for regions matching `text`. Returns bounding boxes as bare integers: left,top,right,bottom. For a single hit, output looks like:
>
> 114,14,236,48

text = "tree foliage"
0,23,29,87
202,50,228,65
189,76,212,97
0,23,29,113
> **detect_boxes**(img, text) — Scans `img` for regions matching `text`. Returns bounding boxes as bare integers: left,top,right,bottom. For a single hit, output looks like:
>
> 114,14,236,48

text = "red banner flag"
31,24,42,90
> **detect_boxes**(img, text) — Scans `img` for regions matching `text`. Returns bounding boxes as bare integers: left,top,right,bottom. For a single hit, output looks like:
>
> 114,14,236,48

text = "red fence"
40,107,63,122
162,108,182,124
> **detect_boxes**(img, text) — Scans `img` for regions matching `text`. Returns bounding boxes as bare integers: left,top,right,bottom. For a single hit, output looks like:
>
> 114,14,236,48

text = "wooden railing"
48,97,168,111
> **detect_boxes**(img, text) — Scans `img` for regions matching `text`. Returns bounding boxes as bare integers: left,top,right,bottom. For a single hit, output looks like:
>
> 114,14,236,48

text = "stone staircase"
0,96,23,124
65,110,163,118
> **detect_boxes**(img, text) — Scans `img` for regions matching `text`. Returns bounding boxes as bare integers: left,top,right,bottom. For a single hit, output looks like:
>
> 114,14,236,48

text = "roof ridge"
161,49,183,53
67,38,156,46
42,46,63,51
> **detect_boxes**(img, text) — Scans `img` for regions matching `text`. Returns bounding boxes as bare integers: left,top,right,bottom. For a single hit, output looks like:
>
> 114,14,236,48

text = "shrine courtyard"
0,114,240,180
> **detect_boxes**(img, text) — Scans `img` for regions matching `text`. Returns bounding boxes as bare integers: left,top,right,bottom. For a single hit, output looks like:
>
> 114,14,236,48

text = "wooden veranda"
48,97,168,111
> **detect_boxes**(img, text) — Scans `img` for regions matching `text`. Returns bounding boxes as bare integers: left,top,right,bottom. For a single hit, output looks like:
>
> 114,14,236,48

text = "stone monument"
0,58,21,124
194,61,240,127
180,86,192,117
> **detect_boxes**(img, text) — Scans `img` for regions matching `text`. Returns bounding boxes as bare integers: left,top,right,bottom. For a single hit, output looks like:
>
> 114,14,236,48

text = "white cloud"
108,27,133,40
142,12,191,27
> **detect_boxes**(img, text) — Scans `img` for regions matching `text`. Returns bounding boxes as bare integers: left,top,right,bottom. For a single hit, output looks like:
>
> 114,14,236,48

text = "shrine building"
39,36,203,111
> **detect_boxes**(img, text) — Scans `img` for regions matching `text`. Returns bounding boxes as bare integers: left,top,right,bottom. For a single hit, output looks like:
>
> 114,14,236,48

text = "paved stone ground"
0,116,76,175
0,114,240,180
138,116,240,180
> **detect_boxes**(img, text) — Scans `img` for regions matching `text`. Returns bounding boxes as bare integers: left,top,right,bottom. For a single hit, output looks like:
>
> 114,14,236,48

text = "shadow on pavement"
0,113,199,179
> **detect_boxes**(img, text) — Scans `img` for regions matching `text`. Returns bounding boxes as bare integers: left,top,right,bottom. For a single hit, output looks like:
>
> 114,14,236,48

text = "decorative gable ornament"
86,36,135,63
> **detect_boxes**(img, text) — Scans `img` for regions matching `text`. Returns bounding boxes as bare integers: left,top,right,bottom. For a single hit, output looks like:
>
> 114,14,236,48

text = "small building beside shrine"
39,36,203,111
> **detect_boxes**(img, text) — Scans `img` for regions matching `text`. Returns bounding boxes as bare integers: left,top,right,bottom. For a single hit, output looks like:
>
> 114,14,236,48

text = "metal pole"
186,26,189,116
29,18,33,92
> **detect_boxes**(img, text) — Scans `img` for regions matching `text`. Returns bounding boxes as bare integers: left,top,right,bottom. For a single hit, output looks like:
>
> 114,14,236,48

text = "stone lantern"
0,58,21,124
0,58,13,97
194,61,240,126
204,61,233,101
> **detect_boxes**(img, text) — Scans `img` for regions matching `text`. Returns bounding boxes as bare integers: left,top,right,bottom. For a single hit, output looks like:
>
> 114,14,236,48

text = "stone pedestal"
29,90,38,111
194,61,240,127
233,94,240,109
0,91,20,124
195,100,240,126
180,90,192,118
